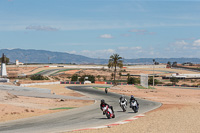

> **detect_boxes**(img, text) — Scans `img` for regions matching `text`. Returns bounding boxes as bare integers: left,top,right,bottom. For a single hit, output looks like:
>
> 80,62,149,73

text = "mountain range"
1,49,200,64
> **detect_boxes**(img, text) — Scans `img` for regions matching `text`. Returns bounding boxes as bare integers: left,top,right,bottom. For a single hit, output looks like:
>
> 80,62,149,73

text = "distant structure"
16,60,24,66
0,53,8,78
0,53,9,82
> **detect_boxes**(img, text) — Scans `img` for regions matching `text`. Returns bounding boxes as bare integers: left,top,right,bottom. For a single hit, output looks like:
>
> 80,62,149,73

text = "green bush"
164,83,173,86
170,77,179,85
71,74,79,81
79,75,95,83
30,75,49,80
148,77,161,85
127,77,140,84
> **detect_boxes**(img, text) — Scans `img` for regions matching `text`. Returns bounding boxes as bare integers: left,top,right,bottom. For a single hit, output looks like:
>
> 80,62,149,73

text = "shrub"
127,77,140,84
181,84,189,87
30,75,49,80
164,83,173,86
170,77,179,85
79,75,95,83
71,74,79,81
148,77,161,85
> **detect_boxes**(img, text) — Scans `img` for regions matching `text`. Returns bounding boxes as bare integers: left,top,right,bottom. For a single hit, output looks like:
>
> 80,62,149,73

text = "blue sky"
1,0,200,59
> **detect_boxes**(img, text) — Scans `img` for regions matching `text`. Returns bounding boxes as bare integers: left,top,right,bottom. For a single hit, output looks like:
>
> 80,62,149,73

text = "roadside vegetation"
30,75,49,80
135,85,155,89
71,74,95,83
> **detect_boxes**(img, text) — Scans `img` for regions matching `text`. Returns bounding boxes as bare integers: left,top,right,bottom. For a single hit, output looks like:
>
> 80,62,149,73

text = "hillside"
1,49,200,64
0,49,106,64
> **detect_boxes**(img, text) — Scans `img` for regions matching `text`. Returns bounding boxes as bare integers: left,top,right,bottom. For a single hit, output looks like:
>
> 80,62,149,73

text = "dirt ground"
0,84,93,122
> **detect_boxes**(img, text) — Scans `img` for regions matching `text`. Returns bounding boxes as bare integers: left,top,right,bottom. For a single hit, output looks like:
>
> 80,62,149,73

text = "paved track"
0,86,161,133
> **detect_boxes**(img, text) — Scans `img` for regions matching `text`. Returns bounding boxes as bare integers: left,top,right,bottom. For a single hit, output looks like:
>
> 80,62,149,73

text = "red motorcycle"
102,105,115,119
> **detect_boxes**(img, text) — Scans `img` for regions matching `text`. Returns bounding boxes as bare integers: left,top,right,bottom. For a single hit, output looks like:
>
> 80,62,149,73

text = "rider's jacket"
119,97,127,103
129,97,139,106
129,97,136,102
100,102,109,110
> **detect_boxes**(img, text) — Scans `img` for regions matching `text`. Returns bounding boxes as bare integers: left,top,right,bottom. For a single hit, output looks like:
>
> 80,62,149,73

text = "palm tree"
108,54,123,84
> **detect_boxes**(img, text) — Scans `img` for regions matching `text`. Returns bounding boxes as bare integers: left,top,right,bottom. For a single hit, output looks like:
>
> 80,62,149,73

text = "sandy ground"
0,84,93,122
68,85,200,133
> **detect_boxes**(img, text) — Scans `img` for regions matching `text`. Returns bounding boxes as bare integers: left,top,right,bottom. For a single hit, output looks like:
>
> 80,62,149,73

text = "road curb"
71,113,145,132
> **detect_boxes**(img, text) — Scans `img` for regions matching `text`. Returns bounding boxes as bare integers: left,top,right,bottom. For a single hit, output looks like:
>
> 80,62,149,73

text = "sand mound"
0,90,18,101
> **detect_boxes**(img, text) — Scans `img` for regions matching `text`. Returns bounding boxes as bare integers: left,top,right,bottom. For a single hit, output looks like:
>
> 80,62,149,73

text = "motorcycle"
120,100,127,112
130,100,139,113
105,88,108,94
102,105,115,119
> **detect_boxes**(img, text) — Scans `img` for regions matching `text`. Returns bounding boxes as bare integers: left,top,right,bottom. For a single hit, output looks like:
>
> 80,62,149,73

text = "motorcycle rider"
129,95,139,108
119,95,127,106
105,87,108,93
100,99,114,115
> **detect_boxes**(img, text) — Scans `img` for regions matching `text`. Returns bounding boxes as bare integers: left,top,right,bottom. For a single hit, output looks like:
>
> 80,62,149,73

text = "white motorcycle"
130,100,139,113
119,100,127,112
102,105,115,119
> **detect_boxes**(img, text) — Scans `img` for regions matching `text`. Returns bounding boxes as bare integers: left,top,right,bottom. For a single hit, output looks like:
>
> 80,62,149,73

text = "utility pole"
153,59,155,87
25,55,27,68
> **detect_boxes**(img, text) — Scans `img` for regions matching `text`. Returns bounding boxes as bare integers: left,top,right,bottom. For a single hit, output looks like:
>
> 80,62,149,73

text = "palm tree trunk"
114,65,116,84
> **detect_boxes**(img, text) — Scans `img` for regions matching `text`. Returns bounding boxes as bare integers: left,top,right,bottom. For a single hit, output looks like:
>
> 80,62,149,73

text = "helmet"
131,95,134,98
101,99,105,104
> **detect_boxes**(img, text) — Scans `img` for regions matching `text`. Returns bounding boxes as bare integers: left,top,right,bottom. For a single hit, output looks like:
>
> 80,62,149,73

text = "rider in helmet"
100,99,114,115
119,95,127,106
129,95,139,108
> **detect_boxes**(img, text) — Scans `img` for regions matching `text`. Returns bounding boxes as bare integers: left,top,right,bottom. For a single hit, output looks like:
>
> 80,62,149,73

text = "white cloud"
99,34,113,39
118,46,141,51
130,46,142,50
66,51,77,54
129,29,155,35
2,19,200,31
26,25,59,31
129,29,147,32
80,49,115,58
174,40,188,46
118,47,129,50
193,39,200,46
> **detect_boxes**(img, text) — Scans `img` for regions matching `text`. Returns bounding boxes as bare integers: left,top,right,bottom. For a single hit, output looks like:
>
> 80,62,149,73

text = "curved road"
0,86,161,133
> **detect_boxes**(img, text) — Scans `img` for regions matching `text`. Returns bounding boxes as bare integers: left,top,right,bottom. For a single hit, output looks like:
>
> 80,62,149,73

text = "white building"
16,60,24,66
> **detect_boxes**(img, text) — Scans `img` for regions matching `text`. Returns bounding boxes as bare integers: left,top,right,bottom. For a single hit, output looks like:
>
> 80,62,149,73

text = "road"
36,69,62,76
0,86,161,133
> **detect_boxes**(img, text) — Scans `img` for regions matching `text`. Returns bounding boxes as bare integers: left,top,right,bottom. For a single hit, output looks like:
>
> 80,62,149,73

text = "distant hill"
0,49,106,64
1,49,200,64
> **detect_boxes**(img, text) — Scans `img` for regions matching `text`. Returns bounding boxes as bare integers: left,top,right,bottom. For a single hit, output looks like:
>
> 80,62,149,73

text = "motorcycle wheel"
106,112,111,119
112,113,115,118
132,106,138,113
122,106,126,112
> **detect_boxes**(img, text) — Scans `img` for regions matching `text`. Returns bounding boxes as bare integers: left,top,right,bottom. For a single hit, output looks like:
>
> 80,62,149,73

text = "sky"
1,0,200,59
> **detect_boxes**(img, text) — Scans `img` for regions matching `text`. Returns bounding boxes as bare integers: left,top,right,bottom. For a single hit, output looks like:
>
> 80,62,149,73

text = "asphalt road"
37,69,61,76
0,86,161,133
